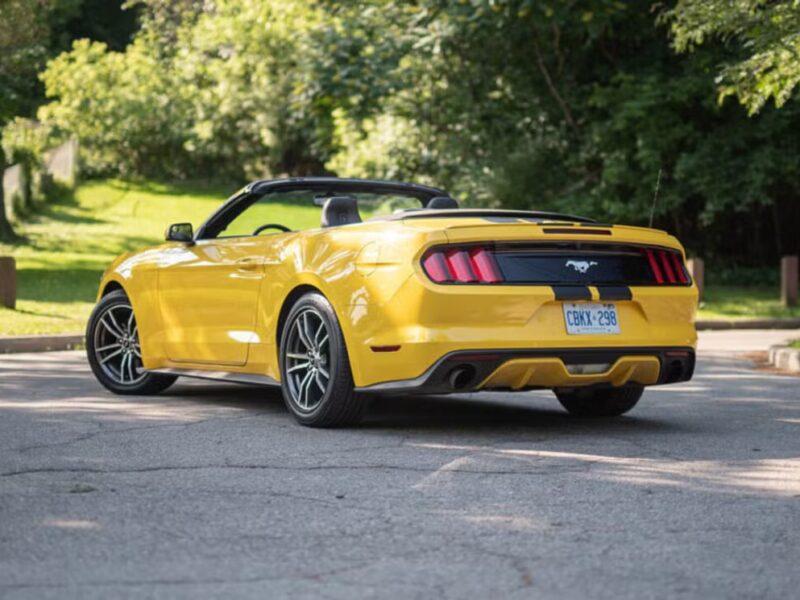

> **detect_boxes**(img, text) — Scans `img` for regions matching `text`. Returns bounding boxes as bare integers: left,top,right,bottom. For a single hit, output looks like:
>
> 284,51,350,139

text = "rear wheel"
279,293,365,427
86,290,177,395
555,386,643,417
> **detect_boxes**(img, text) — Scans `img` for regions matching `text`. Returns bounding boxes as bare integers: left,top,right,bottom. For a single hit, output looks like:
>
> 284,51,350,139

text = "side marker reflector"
371,345,401,353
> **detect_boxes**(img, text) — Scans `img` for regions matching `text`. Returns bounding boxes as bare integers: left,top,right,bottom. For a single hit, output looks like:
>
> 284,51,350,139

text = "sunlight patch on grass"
0,179,240,335
698,286,800,320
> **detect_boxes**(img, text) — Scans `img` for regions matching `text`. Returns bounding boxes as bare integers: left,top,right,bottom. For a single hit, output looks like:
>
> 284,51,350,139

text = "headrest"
426,196,459,209
321,196,362,228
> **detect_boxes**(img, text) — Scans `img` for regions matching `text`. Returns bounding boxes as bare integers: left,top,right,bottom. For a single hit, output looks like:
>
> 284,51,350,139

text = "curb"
767,345,800,372
0,334,84,354
696,319,800,331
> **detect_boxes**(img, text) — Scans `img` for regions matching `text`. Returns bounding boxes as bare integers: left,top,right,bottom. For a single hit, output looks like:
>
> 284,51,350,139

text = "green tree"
0,0,53,239
0,0,137,238
37,0,330,178
325,0,800,260
28,0,800,260
664,0,800,115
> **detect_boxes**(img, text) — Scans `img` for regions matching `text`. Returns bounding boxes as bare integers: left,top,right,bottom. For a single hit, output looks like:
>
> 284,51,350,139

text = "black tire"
279,292,365,427
555,386,644,417
86,290,177,395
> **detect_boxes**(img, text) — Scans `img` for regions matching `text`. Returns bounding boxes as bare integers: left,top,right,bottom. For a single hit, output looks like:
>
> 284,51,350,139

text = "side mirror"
165,222,194,243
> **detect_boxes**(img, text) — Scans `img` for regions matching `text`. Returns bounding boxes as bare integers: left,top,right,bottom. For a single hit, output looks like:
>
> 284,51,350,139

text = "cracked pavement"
1,330,799,599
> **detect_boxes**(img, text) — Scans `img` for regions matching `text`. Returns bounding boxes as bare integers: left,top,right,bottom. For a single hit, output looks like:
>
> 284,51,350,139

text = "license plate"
563,303,620,335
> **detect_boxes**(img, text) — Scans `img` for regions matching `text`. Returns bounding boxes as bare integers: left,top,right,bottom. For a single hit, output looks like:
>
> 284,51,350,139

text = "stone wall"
2,164,27,222
43,137,79,185
2,137,78,221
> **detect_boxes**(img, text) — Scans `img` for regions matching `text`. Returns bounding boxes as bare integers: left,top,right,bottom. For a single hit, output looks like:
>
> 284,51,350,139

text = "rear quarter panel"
252,222,447,383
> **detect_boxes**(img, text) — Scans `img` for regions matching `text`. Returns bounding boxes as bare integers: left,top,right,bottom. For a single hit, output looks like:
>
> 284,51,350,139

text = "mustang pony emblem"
566,260,598,274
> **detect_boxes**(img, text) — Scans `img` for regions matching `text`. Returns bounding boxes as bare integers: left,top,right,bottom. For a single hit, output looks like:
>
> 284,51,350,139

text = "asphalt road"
1,331,799,599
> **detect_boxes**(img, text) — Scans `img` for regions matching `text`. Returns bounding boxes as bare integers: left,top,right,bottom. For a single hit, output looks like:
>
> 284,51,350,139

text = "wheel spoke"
315,371,327,393
317,364,329,379
118,353,129,382
107,309,126,337
298,370,313,408
295,319,312,350
96,343,120,353
100,316,125,339
303,312,317,351
317,334,329,348
126,354,135,382
100,348,123,364
314,321,325,345
288,362,311,373
286,352,307,360
127,309,135,332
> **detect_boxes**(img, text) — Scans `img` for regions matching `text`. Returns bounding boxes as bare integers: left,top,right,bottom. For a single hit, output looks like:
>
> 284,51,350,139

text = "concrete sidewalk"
696,328,800,354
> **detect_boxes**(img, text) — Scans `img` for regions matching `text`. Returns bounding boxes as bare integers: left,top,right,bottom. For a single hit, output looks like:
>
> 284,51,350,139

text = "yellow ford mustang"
87,177,697,427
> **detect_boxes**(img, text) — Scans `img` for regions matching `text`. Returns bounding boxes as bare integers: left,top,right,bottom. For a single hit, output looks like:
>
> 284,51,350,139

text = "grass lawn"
1,179,798,335
0,179,323,335
697,286,800,320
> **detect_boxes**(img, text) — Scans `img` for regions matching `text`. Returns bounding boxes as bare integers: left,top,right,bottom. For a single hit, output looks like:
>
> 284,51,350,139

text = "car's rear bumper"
355,346,695,395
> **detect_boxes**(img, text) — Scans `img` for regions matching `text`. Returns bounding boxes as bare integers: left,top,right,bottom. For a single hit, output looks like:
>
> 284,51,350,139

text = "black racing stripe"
552,285,592,300
597,286,632,300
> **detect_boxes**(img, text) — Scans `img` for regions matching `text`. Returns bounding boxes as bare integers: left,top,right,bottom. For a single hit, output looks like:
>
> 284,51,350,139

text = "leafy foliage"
665,0,800,114
0,0,138,238
0,0,55,237
8,0,800,260
39,38,193,177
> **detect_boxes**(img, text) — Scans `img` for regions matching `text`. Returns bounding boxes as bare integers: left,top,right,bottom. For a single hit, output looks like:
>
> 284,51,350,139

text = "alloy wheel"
93,303,146,386
284,308,331,412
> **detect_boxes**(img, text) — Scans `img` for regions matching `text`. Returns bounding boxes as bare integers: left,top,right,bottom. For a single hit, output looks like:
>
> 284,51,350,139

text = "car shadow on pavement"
161,382,678,435
360,392,676,432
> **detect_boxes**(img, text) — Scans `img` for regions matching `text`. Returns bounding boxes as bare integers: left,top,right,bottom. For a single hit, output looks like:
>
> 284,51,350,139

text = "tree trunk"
0,149,17,241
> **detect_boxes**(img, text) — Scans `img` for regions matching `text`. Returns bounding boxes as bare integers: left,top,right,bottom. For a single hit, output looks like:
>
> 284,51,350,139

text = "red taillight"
671,253,688,284
644,249,664,284
445,249,477,283
422,246,504,284
660,251,676,283
469,248,503,283
643,248,689,286
422,252,451,283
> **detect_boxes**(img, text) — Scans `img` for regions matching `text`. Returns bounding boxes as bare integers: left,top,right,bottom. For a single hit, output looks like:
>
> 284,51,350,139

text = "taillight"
469,248,503,283
643,248,690,285
422,246,504,284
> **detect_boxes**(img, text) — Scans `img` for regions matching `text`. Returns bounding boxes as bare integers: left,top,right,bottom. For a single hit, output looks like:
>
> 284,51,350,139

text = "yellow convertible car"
87,177,697,426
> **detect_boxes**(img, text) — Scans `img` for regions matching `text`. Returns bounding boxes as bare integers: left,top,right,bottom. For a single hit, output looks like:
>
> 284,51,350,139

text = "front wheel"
555,386,644,417
279,293,365,427
86,290,177,395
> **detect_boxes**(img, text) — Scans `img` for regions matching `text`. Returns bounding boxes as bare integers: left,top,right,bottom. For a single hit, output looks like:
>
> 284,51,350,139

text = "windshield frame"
194,177,448,240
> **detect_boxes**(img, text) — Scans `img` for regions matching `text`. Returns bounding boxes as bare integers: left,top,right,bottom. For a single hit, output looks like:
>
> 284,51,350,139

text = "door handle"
235,257,261,271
